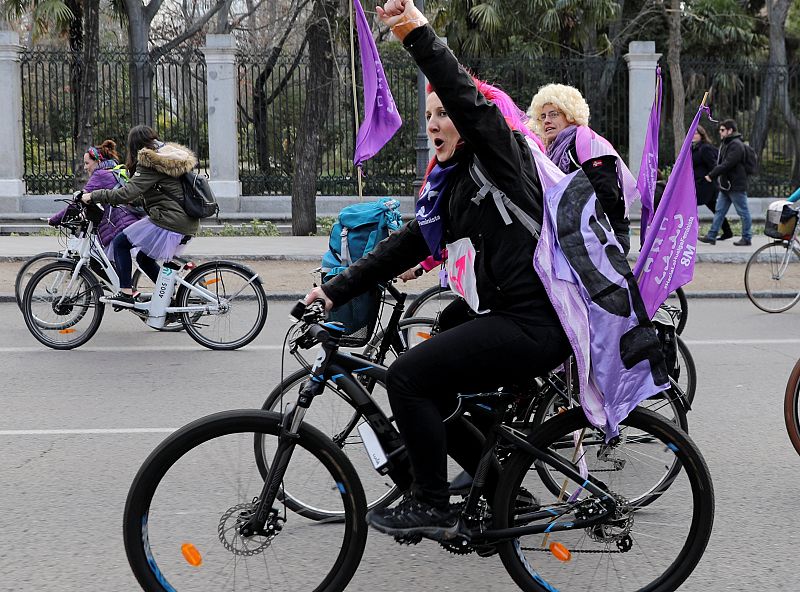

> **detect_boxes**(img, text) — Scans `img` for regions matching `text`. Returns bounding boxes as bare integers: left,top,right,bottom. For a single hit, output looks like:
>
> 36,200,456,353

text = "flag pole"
349,0,364,200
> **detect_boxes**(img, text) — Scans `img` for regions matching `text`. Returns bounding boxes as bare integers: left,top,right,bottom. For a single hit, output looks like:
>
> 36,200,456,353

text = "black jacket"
691,141,719,205
323,25,556,322
565,148,629,238
708,133,747,192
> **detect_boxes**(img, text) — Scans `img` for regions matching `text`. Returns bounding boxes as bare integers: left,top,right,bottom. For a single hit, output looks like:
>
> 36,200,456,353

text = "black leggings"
386,309,571,508
111,232,160,289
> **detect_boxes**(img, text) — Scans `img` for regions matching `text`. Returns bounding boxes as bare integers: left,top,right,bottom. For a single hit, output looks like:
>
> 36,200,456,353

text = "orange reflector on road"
549,541,571,562
58,328,77,334
181,543,203,567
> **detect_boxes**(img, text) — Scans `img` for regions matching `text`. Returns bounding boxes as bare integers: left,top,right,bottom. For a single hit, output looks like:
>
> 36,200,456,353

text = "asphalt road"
1,299,799,591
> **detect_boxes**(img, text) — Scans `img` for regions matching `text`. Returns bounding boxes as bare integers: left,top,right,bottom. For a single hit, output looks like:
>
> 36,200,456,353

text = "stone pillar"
624,41,661,177
0,30,25,211
202,34,240,208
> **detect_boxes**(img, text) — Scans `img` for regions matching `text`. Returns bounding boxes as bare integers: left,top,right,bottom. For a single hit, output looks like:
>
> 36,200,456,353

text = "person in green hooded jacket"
82,125,199,308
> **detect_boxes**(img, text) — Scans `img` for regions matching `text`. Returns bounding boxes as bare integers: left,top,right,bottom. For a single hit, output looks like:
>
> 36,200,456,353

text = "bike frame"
242,319,617,542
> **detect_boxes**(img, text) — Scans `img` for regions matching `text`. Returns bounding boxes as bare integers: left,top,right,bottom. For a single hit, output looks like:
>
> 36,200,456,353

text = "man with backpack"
699,118,754,246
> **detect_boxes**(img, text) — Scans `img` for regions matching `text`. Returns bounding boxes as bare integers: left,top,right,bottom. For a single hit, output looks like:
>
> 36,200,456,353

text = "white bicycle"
16,201,189,330
21,201,268,350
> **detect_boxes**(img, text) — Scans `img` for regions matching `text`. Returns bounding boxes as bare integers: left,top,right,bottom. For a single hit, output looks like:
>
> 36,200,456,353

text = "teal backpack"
321,197,403,346
321,197,403,280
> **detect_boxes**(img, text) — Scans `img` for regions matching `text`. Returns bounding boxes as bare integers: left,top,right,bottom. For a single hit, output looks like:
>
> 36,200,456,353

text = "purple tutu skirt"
123,217,187,261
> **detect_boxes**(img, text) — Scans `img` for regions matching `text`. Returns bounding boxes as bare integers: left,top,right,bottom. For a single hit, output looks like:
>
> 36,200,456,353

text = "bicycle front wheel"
495,407,714,592
258,368,401,520
673,287,689,334
744,241,800,313
15,251,64,310
123,410,368,592
784,358,800,455
177,262,268,350
403,284,456,319
22,260,104,349
675,335,697,406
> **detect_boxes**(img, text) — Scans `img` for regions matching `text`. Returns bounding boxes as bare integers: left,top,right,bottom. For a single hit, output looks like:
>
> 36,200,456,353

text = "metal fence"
20,48,798,197
20,49,208,194
661,60,800,198
236,51,629,196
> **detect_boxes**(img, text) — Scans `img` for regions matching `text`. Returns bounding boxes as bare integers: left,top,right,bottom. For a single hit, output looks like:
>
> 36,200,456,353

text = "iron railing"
20,48,208,194
19,48,798,197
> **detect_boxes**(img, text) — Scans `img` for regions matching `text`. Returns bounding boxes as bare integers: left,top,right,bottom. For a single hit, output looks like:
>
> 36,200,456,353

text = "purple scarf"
546,126,578,173
416,162,458,259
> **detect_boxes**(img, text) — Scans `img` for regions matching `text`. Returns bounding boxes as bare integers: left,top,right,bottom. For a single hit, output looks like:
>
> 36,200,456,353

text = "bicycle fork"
241,340,336,536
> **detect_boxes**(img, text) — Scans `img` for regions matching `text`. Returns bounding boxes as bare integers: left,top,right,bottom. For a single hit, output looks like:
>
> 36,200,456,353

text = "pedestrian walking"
692,124,732,240
699,118,752,246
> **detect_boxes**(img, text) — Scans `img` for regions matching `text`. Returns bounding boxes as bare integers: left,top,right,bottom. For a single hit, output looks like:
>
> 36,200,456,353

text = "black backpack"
169,172,219,219
742,142,758,176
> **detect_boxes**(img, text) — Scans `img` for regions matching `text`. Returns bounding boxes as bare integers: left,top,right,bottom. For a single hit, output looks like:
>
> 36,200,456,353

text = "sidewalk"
0,234,768,300
0,233,770,263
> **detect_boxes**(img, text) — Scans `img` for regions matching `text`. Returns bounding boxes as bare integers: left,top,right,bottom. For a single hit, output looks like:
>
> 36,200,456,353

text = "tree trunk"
751,0,791,159
127,9,154,127
73,0,100,188
66,0,83,141
666,0,685,157
291,0,336,236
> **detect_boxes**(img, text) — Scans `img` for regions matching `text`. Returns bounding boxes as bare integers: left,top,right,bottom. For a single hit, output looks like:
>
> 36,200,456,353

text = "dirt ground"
0,259,748,297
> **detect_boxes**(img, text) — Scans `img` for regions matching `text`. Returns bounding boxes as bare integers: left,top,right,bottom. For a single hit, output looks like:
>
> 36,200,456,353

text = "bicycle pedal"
393,533,422,546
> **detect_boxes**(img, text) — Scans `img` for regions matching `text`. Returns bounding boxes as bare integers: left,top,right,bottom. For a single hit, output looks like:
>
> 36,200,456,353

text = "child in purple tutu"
82,125,200,308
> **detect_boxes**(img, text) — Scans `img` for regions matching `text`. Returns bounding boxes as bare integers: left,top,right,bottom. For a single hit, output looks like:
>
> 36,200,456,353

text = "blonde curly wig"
526,83,591,139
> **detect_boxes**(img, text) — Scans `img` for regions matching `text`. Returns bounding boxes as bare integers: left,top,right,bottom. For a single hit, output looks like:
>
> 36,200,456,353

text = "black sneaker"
106,292,136,311
719,230,734,240
733,238,752,246
698,235,716,245
366,496,459,540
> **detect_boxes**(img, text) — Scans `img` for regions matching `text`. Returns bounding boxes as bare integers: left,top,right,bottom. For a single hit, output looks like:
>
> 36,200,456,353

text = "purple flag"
637,67,662,241
352,0,402,167
634,105,707,318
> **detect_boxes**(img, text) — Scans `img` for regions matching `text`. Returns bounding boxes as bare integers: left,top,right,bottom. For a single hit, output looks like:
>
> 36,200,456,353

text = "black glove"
72,190,84,203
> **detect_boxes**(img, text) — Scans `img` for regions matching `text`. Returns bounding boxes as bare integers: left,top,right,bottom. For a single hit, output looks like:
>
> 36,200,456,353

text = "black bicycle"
123,301,714,592
406,282,691,335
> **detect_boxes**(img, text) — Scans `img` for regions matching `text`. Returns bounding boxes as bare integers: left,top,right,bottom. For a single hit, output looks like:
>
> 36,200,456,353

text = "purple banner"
634,105,707,318
352,0,402,168
637,67,662,240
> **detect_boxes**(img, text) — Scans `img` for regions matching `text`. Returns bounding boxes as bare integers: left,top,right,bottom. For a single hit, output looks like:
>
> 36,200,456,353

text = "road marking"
0,428,177,436
683,338,800,346
0,344,286,353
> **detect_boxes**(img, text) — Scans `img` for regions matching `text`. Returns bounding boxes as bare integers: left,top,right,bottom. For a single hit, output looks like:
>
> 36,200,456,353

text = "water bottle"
147,262,181,328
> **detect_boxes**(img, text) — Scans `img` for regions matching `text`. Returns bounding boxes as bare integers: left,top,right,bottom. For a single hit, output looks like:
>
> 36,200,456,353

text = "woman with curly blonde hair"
527,83,636,254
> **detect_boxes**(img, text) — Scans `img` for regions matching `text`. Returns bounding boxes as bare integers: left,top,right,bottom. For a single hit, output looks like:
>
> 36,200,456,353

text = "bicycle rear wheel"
123,410,368,592
15,251,64,309
744,241,800,313
177,262,268,350
784,358,800,455
495,407,714,592
258,368,401,521
22,260,104,349
361,316,437,365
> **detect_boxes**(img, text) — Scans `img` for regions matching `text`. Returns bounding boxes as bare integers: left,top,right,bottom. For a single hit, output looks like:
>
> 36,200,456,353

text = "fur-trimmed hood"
137,142,197,178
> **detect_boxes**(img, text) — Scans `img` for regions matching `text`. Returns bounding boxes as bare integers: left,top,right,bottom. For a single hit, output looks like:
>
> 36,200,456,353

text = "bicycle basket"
764,200,798,240
326,283,382,348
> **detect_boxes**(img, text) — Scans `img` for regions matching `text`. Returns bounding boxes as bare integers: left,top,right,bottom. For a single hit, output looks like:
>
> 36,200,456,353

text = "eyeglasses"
538,110,563,122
